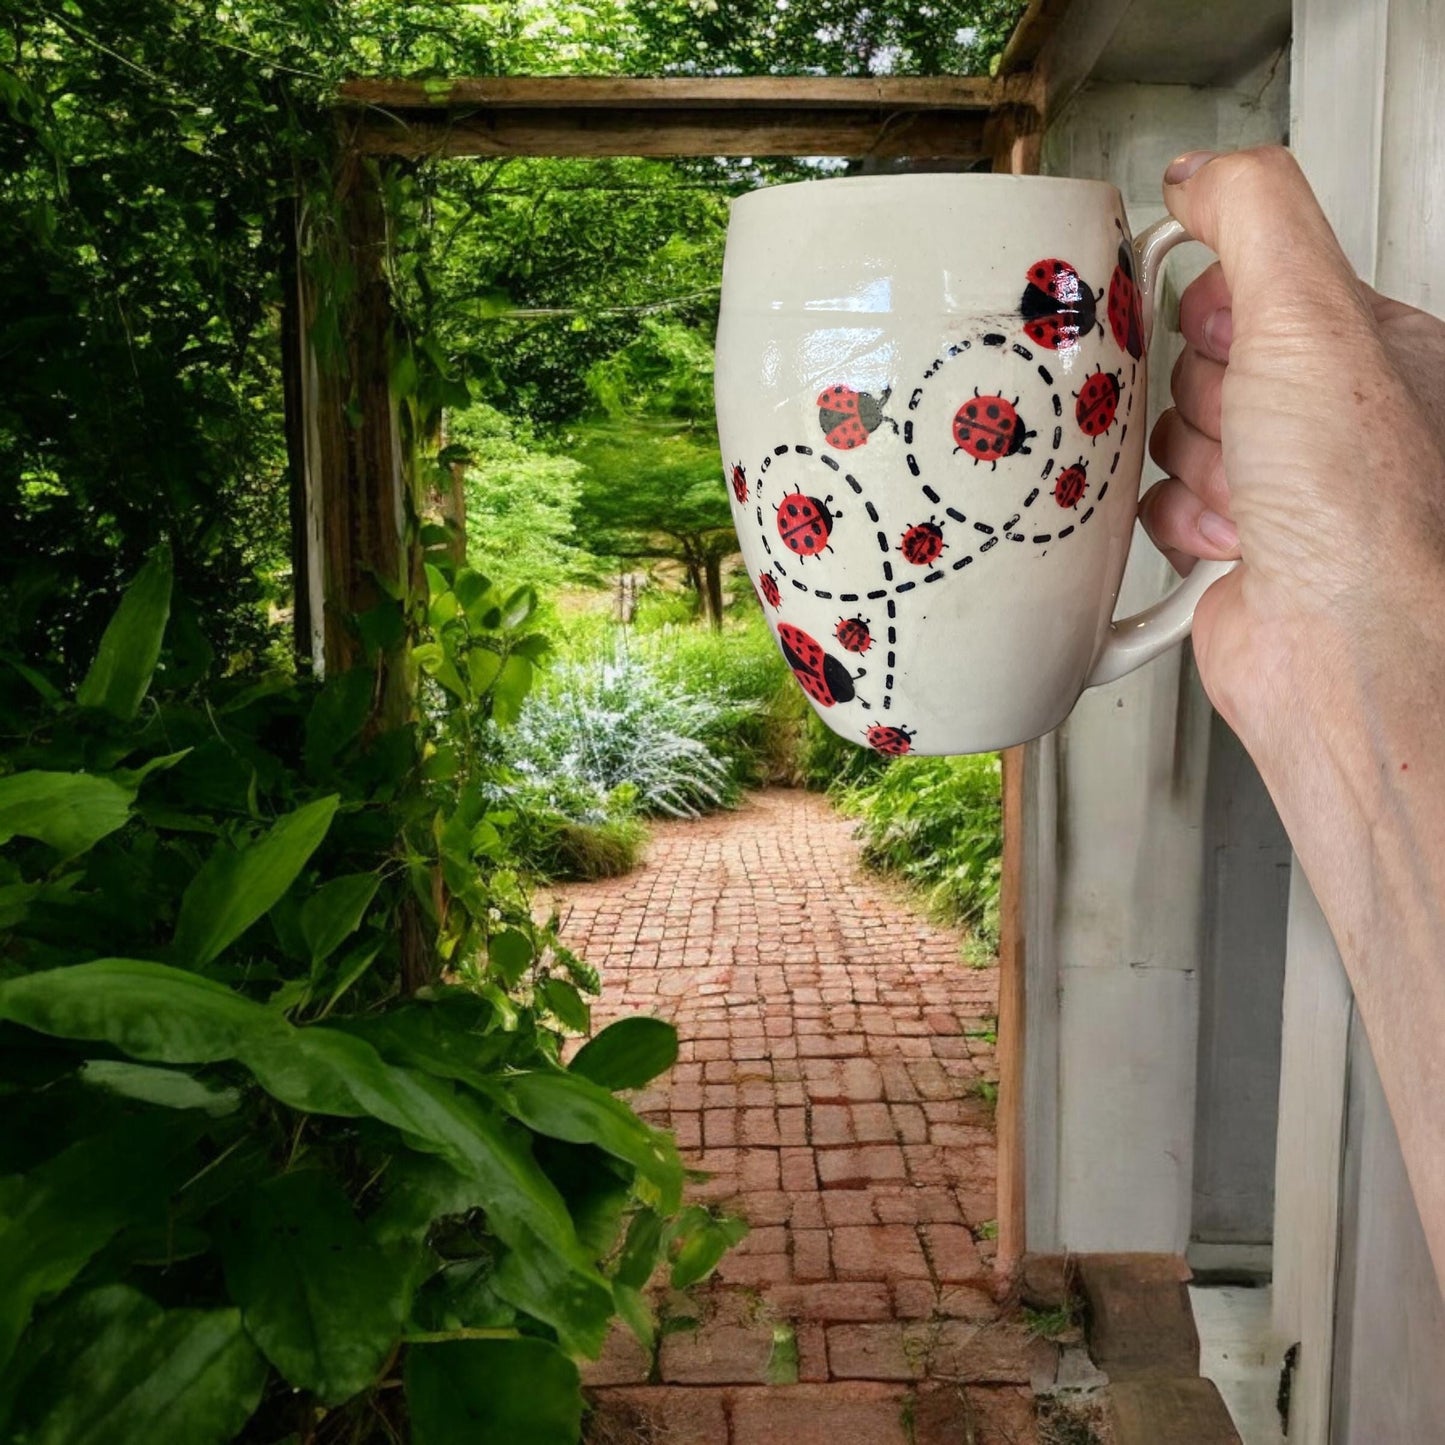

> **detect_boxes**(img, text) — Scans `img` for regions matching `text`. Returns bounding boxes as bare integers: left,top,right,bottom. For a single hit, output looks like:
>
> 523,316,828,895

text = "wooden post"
286,142,417,733
991,83,1048,1278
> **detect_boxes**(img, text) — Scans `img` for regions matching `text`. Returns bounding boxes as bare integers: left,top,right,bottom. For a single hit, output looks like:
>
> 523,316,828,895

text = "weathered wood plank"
338,74,1020,111
995,744,1028,1278
996,0,1078,76
1078,1253,1200,1383
348,107,990,160
1107,1378,1242,1445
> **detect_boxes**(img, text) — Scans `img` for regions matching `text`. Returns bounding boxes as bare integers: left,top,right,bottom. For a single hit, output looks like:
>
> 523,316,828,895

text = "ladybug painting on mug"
834,615,873,654
865,723,915,756
729,462,749,504
775,491,838,559
1019,258,1101,351
953,392,1035,466
1074,369,1122,440
778,623,858,707
1107,236,1145,360
816,384,897,450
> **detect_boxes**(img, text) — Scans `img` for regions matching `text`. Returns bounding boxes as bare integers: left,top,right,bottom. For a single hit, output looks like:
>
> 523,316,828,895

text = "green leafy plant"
836,753,1004,950
0,555,740,1444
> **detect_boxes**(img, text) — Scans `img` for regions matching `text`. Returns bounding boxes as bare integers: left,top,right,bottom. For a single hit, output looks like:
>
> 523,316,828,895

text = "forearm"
1250,600,1445,1286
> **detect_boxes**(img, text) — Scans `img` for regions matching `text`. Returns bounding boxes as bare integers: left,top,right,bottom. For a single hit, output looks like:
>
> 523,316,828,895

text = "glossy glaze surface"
716,174,1153,755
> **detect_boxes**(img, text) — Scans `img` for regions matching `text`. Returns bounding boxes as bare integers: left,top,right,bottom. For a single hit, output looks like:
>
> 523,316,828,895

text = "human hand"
1137,146,1445,760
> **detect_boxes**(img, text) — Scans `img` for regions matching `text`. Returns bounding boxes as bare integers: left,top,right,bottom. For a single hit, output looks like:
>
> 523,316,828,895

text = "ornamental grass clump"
507,649,737,819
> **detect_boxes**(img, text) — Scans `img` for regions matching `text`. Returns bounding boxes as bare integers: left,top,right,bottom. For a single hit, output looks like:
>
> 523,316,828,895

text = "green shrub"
837,753,1003,952
0,554,740,1445
504,649,737,819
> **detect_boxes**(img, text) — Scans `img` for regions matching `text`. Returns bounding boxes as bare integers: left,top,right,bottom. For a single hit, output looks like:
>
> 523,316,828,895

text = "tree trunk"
703,553,725,631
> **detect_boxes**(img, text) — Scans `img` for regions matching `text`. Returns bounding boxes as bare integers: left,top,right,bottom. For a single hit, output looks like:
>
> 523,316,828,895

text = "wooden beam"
338,74,1020,111
335,74,1041,160
996,0,1078,76
348,107,991,160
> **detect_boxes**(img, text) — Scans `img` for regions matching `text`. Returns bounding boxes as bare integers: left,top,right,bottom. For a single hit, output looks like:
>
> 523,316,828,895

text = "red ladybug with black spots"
729,462,749,504
757,571,781,609
816,384,897,450
1020,258,1101,351
865,723,915,756
1074,369,1122,439
834,615,872,654
776,491,838,559
1053,460,1089,509
953,392,1034,466
899,518,945,566
778,623,857,707
1107,239,1145,360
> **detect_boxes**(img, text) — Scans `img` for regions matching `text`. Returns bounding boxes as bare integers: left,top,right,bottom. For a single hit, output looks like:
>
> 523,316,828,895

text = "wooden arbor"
288,0,1076,1270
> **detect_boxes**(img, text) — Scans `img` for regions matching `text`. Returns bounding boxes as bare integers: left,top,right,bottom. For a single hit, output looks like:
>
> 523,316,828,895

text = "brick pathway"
551,790,1047,1445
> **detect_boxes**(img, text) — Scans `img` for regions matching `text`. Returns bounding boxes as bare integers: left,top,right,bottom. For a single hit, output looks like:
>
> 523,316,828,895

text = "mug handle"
1084,215,1238,690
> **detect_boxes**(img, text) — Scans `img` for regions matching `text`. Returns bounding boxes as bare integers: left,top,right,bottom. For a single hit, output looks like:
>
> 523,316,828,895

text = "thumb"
1162,146,1374,334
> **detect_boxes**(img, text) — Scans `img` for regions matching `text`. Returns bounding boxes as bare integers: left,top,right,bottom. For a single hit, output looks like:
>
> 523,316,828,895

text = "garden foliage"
0,550,740,1443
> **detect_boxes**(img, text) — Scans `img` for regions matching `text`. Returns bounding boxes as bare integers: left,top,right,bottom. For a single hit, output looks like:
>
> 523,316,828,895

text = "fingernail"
1165,150,1219,184
1203,307,1233,359
1197,508,1238,551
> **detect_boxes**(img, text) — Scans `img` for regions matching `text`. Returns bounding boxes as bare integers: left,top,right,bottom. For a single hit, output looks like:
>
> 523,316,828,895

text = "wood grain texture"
348,108,991,160
991,109,1040,1282
337,75,1019,111
995,0,1079,76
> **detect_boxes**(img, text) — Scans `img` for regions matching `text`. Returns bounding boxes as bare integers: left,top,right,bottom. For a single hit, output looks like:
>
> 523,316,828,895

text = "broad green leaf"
538,977,590,1034
241,1030,588,1261
0,960,281,1063
406,1338,582,1445
465,645,502,696
75,544,173,720
488,929,532,987
501,1071,683,1213
669,1207,749,1289
173,795,339,966
0,1285,265,1445
413,1258,516,1334
0,1116,202,1369
491,1222,614,1356
301,871,379,965
0,770,134,857
320,939,383,1017
571,1017,678,1091
215,1170,417,1405
80,1060,240,1116
412,641,467,701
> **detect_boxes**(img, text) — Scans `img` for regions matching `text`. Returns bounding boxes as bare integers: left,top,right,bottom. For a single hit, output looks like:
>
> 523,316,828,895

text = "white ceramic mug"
714,173,1232,756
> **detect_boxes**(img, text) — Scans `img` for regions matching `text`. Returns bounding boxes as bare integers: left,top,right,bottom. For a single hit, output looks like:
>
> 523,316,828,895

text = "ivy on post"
287,133,417,733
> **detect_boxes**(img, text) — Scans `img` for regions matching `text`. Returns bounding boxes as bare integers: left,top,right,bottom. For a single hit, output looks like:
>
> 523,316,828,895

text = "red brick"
810,1104,854,1146
587,1386,730,1445
581,1324,651,1386
831,1225,931,1281
873,1187,962,1225
790,1191,826,1229
739,1107,781,1147
659,1322,773,1384
924,1224,988,1285
850,1102,896,1142
817,1145,908,1188
702,1109,737,1147
739,1190,789,1226
763,1281,894,1322
780,1147,817,1192
792,1228,833,1282
797,1320,830,1381
822,1190,877,1227
729,1382,912,1445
